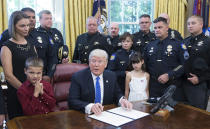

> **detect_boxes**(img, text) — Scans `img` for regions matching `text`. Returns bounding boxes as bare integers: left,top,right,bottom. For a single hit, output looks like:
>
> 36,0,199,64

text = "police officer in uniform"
108,32,134,93
107,22,121,54
73,16,112,64
133,14,156,54
183,15,210,109
144,17,186,98
38,10,67,65
159,13,183,41
29,27,55,80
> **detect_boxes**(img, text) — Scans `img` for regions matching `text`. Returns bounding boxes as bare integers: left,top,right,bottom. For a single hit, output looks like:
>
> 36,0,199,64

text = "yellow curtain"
0,0,7,73
0,0,8,34
64,0,94,61
154,0,188,37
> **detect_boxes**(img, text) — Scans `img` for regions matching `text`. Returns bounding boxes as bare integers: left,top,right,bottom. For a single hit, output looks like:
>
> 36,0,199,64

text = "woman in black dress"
1,11,37,119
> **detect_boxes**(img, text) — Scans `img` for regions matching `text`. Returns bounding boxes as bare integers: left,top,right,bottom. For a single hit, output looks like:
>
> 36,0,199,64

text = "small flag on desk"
92,0,108,34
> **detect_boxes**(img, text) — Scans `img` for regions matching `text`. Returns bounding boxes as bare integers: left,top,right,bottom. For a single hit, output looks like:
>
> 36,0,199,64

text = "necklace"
17,44,31,51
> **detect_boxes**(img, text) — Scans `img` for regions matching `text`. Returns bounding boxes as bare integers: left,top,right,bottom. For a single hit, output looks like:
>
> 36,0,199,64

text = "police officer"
107,22,121,54
108,32,134,93
29,27,55,80
73,16,112,64
133,14,156,54
144,17,186,98
38,10,67,65
183,15,210,110
159,13,183,41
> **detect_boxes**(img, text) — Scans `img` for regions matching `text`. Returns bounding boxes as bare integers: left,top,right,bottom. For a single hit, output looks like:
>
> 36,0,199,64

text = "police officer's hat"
58,45,69,61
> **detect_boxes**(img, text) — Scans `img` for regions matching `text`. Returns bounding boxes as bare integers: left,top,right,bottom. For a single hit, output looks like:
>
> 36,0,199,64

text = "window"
108,0,154,34
6,0,64,35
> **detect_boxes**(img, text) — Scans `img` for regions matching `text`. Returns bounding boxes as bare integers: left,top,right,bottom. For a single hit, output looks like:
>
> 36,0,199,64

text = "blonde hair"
25,57,44,69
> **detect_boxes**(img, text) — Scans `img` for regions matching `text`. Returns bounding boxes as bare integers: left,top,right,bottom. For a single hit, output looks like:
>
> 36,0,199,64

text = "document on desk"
88,111,133,127
107,107,149,119
88,107,149,127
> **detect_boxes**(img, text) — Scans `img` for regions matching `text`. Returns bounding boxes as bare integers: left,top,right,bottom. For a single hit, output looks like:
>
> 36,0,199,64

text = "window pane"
138,0,153,18
108,0,154,34
110,1,122,22
119,24,139,35
123,1,137,22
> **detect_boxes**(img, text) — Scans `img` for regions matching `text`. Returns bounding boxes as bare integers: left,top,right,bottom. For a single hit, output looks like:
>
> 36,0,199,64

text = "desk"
7,102,210,129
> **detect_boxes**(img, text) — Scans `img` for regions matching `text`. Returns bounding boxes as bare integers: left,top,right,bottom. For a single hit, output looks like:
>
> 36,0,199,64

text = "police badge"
166,45,172,56
37,36,42,43
197,41,203,46
54,34,59,41
94,42,99,45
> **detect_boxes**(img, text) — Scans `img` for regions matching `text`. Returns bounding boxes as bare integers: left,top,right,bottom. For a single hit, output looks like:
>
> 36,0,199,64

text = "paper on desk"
107,107,149,119
88,111,133,127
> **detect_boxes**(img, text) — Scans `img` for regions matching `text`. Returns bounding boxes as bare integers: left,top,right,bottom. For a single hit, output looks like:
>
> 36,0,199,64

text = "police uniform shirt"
108,48,134,91
132,30,156,54
108,35,121,54
183,33,210,83
38,27,64,55
29,27,55,77
144,37,186,80
168,28,183,41
73,32,112,64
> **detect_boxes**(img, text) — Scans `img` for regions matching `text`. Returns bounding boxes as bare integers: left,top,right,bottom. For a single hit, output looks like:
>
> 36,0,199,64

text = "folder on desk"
88,107,149,127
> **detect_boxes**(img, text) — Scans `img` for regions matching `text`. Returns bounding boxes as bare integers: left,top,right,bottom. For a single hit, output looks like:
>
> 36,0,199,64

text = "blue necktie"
95,76,101,103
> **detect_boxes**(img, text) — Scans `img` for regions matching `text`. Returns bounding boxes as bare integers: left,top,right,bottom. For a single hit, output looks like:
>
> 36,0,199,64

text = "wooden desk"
7,102,210,129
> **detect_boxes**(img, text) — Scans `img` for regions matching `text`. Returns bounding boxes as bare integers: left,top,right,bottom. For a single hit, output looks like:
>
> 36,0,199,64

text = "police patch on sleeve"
181,43,187,50
110,54,116,61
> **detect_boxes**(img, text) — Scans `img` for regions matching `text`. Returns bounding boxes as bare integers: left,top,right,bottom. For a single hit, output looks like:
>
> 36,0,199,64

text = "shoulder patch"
110,54,116,61
181,43,187,50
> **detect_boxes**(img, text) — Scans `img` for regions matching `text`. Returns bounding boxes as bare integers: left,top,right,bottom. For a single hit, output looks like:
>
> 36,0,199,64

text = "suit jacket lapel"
87,68,95,102
103,71,109,104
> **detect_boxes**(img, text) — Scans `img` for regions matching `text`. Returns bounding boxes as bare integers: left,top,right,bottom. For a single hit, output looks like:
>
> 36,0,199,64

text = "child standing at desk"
17,57,56,116
125,52,150,101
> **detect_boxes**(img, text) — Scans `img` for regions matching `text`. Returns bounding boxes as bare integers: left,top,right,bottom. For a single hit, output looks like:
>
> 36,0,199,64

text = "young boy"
17,57,56,116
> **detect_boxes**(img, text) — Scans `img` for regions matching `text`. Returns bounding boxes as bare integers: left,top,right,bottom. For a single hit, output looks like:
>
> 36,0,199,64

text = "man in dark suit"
68,49,132,115
0,86,5,126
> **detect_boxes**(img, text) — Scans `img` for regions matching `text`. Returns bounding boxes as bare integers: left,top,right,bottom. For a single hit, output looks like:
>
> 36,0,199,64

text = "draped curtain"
64,0,94,61
154,0,188,37
0,0,7,73
0,0,8,34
